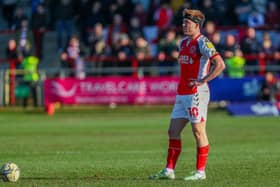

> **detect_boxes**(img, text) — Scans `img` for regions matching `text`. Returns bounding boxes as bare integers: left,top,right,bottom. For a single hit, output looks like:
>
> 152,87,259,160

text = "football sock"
196,144,210,172
166,139,182,169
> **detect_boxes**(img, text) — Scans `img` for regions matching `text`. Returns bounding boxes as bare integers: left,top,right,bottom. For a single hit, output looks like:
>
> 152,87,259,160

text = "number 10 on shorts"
188,107,199,118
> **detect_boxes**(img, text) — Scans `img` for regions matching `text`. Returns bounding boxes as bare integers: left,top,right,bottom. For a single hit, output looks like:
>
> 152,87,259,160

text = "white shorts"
171,88,210,124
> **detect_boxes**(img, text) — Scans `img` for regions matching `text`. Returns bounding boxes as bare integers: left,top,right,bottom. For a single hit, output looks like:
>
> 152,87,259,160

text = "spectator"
133,36,151,76
6,39,20,70
128,16,144,41
89,23,106,57
234,0,252,25
213,0,231,25
157,29,178,75
131,2,148,26
31,0,45,14
258,72,279,102
86,1,103,29
259,32,279,67
199,0,216,23
76,0,93,46
113,34,134,75
6,39,21,105
114,0,134,24
211,31,223,52
16,19,33,58
1,0,17,29
203,21,216,41
106,14,128,47
61,36,85,79
31,3,48,59
54,0,76,52
265,1,280,28
221,34,240,60
11,6,28,31
153,2,173,32
88,23,106,75
240,27,261,75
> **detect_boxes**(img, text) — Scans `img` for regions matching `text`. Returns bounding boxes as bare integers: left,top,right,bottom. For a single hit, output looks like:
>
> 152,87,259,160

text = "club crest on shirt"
206,41,214,49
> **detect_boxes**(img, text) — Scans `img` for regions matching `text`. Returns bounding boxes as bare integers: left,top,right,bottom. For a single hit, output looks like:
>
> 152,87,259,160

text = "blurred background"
0,0,279,115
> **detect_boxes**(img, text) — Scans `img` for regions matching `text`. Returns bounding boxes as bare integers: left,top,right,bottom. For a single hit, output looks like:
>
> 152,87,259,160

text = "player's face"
182,18,198,36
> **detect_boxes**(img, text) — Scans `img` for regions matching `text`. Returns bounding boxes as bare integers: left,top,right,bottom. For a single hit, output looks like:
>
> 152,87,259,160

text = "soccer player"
149,9,225,181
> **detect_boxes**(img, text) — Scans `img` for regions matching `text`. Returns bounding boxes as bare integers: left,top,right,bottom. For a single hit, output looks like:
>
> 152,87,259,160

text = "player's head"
182,9,205,36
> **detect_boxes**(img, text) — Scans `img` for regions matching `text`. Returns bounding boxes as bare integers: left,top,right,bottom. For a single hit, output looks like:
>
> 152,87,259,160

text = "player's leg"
149,118,187,180
184,91,210,181
149,95,188,180
166,118,188,170
184,122,209,180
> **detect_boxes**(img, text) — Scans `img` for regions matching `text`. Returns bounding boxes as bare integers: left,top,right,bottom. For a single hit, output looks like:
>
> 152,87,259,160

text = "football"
0,162,20,182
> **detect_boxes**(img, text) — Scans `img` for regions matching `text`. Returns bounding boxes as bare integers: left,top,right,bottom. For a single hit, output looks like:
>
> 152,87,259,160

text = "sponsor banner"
44,76,264,105
227,102,280,116
209,77,263,101
44,77,178,105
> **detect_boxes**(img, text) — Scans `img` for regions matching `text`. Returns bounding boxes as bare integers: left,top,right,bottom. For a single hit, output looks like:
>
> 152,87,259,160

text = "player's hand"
188,78,205,87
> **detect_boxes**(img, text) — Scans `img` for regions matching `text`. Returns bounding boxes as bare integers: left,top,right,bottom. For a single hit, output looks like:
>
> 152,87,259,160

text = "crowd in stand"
1,0,280,78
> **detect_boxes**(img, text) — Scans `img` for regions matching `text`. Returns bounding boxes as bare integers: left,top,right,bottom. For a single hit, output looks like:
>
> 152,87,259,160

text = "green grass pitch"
0,106,279,187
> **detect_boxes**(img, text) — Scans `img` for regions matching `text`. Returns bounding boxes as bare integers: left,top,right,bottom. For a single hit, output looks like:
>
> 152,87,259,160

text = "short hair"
182,9,205,27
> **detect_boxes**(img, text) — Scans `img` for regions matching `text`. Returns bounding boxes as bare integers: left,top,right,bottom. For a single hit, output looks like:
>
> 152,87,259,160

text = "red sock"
166,139,182,169
196,145,210,171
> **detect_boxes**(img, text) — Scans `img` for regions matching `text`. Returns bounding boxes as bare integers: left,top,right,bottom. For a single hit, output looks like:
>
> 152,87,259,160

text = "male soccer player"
149,9,225,181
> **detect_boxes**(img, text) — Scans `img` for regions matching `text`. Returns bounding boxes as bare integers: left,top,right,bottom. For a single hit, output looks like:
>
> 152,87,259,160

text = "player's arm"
190,36,225,87
200,54,225,84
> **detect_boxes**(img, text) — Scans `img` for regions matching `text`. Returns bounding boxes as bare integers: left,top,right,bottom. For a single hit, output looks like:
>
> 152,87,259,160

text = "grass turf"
0,105,279,186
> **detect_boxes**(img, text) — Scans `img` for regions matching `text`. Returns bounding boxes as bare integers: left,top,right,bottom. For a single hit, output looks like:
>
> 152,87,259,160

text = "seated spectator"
157,29,178,75
133,36,151,76
128,16,144,42
221,34,240,60
112,34,134,75
260,32,279,67
60,36,85,79
89,23,106,57
106,14,128,47
203,21,216,41
211,31,223,53
240,27,261,75
258,72,279,102
88,23,106,75
225,49,246,78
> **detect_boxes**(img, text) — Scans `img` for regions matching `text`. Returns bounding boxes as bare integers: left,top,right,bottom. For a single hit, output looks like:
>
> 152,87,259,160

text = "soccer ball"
0,162,20,182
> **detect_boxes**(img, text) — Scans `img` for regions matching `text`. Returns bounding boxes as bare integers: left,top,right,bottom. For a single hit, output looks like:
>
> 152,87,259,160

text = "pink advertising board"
44,77,179,105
